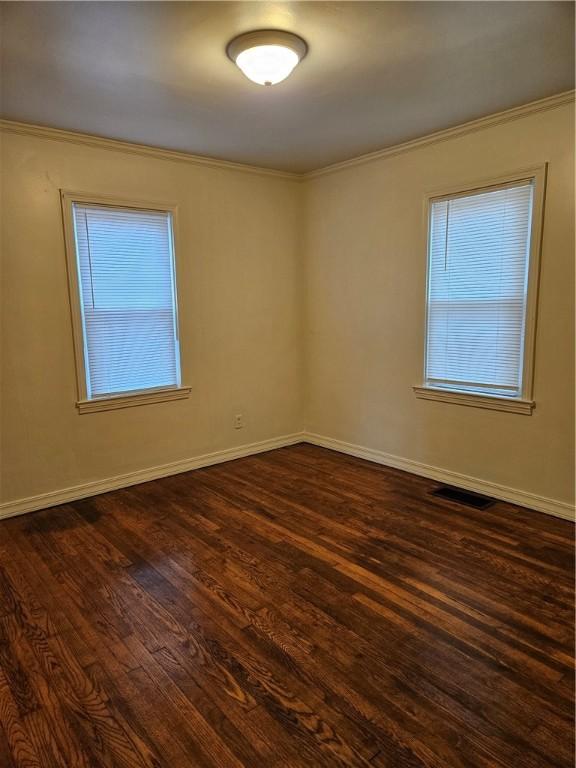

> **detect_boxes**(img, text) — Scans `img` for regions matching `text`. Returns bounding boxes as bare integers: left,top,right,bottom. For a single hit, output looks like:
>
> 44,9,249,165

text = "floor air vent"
431,485,495,509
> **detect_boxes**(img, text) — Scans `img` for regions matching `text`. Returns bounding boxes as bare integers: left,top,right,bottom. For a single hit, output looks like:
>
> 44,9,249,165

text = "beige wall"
1,101,574,514
304,103,575,507
0,132,303,504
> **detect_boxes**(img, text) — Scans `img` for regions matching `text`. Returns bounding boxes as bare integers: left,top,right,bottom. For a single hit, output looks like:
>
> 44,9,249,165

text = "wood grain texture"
0,444,573,767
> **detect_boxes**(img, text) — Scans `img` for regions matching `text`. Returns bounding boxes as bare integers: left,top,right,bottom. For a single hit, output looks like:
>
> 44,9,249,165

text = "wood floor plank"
0,444,573,767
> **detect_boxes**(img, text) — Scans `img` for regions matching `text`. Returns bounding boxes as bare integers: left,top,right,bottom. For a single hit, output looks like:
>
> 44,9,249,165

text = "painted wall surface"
1,101,574,513
1,133,303,503
304,103,575,506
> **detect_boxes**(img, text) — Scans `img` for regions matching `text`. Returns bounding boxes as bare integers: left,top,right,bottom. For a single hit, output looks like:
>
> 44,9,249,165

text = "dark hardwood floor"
0,444,573,767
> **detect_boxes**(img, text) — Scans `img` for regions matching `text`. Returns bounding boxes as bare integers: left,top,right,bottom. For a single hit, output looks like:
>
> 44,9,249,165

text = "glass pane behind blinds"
425,182,533,397
72,204,180,398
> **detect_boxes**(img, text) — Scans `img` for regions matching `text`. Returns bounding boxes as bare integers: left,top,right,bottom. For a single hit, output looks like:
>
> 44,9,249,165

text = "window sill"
413,386,534,415
77,386,191,414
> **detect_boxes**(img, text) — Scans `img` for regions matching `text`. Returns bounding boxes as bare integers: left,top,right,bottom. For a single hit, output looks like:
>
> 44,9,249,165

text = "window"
62,193,190,413
414,168,545,414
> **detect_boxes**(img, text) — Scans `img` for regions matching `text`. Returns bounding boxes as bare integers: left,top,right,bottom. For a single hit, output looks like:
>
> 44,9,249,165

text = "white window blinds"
425,181,534,398
72,204,181,399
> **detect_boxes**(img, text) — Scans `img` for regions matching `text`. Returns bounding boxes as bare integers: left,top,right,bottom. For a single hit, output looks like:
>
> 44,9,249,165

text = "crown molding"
304,90,575,180
1,90,573,181
0,119,300,181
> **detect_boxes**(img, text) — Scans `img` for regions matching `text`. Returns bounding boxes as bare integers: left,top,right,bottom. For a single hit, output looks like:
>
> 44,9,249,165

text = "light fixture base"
226,30,308,64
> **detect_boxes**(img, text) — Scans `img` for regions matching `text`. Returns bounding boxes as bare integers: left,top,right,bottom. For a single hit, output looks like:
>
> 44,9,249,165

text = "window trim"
61,190,190,413
413,164,547,415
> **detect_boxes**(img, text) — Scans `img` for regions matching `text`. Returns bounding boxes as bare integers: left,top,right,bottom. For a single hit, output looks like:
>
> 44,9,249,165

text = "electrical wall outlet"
233,414,244,429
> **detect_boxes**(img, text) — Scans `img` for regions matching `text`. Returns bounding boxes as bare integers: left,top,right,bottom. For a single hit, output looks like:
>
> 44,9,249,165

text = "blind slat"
425,182,533,397
72,204,181,399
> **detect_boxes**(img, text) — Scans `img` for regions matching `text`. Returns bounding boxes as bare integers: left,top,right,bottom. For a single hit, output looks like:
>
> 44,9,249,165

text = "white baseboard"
302,432,575,522
2,430,573,523
0,432,305,520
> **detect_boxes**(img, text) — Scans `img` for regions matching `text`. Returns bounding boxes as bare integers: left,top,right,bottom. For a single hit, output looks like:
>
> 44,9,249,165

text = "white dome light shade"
236,45,299,86
227,30,308,86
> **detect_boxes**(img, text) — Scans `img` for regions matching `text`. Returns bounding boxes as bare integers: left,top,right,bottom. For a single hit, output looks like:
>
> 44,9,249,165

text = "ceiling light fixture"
226,30,308,86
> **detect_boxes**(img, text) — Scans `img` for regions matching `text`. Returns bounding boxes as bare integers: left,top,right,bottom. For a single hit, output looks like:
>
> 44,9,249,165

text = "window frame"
61,190,190,413
414,165,547,415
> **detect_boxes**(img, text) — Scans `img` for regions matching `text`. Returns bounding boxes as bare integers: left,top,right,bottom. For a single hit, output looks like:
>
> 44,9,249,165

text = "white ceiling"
1,2,573,172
